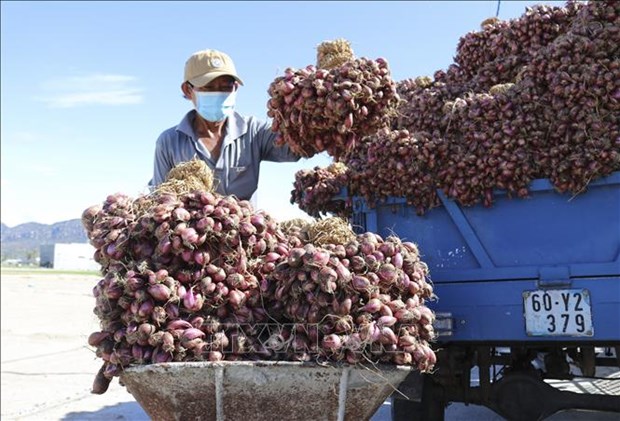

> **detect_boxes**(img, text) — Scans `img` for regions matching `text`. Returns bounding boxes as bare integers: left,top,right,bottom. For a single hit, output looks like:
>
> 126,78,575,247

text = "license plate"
523,289,593,337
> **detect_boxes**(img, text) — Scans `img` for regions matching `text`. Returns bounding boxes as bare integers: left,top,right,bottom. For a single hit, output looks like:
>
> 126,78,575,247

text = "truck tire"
391,398,423,421
391,375,446,420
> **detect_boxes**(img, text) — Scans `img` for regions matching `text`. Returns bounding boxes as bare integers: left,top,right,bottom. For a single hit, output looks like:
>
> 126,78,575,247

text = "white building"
39,243,99,271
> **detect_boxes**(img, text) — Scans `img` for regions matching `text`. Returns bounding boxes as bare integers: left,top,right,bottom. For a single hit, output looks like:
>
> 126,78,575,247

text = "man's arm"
149,134,174,188
254,119,304,163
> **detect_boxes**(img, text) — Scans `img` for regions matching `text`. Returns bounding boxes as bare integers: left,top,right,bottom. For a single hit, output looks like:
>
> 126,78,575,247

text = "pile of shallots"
394,0,619,208
84,188,437,394
291,0,619,216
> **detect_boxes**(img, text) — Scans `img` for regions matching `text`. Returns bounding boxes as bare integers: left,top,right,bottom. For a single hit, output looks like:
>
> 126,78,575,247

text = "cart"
120,361,415,421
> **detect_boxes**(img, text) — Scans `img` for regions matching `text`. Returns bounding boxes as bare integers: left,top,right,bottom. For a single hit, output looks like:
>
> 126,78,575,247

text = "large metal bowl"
120,360,415,421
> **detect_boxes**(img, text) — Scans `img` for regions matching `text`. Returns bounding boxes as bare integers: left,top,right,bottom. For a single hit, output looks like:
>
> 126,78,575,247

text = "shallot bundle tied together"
290,162,350,218
267,50,400,160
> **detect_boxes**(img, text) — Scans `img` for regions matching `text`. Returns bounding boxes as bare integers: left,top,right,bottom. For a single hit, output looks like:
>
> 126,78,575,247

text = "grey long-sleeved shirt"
149,110,301,200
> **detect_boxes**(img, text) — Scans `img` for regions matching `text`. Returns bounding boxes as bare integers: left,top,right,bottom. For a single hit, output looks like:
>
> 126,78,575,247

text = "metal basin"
120,361,414,421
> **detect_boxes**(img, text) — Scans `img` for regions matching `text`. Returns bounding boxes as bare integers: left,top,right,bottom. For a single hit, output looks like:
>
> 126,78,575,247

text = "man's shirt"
150,110,300,200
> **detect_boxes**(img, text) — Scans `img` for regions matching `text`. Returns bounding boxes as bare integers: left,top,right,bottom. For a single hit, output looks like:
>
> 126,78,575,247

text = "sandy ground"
1,272,618,421
1,273,147,420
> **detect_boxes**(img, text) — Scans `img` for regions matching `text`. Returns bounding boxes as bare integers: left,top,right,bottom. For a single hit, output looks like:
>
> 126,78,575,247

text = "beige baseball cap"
184,49,244,87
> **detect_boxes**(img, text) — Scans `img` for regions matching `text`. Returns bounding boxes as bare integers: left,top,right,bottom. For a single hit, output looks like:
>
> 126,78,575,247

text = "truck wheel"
391,375,446,421
420,374,446,421
391,397,423,421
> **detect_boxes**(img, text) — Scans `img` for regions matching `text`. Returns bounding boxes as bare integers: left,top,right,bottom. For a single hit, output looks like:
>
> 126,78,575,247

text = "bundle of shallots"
290,162,350,218
267,39,400,160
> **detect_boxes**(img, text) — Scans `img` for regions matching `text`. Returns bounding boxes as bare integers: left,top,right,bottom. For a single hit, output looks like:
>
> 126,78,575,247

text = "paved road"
1,272,618,420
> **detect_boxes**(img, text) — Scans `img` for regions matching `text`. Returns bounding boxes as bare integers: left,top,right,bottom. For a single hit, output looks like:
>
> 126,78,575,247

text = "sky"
1,0,571,227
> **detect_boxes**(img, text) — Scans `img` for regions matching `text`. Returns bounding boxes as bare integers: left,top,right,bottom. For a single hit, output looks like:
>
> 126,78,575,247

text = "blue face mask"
194,91,237,122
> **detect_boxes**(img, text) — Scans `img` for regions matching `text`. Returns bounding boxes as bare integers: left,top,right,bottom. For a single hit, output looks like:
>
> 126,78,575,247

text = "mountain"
0,219,88,262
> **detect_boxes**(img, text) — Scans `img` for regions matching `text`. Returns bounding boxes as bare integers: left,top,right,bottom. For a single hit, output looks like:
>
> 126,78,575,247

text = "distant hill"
1,219,88,261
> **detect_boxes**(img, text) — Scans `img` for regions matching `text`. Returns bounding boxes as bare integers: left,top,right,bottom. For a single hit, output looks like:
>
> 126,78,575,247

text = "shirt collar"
176,110,248,144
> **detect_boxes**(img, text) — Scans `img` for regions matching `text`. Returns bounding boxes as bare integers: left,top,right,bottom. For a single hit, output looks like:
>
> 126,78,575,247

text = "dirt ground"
0,273,148,420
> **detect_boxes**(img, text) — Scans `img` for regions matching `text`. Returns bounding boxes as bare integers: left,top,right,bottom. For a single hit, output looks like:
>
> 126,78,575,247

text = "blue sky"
1,0,569,227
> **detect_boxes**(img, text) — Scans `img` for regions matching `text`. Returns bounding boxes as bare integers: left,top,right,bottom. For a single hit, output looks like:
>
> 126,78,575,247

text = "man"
149,49,303,200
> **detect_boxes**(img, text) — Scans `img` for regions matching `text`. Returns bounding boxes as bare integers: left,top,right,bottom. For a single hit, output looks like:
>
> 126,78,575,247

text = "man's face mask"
193,91,237,122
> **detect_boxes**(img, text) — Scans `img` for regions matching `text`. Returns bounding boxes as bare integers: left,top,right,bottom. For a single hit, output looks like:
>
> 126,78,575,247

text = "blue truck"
345,171,620,420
